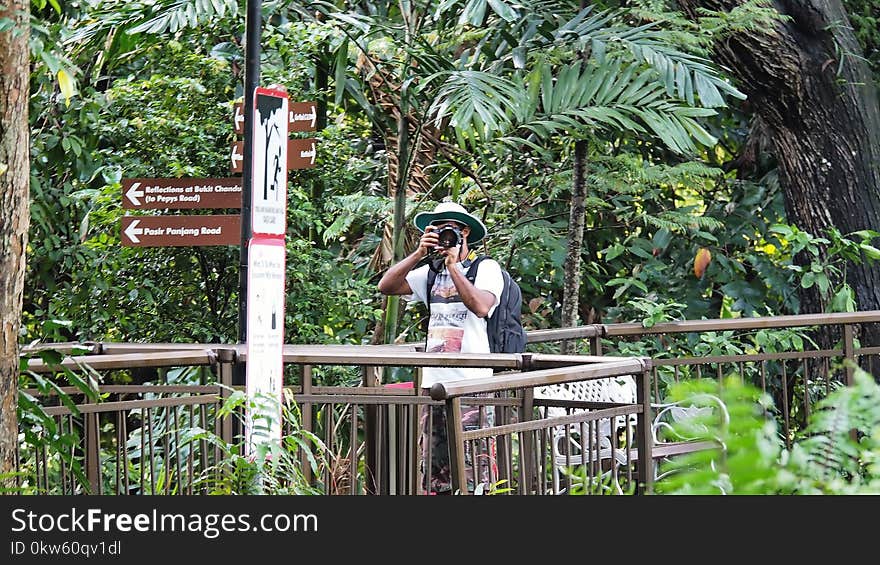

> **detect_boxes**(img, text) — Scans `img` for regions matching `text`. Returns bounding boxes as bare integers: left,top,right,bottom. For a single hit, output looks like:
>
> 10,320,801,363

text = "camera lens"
436,226,461,249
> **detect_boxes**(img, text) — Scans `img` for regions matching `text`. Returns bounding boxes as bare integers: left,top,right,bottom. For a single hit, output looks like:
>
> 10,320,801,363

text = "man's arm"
377,226,440,295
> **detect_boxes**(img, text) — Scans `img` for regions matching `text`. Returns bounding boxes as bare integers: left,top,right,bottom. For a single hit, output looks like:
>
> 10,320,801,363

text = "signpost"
245,85,290,453
117,87,318,454
230,142,244,173
120,215,240,247
122,178,242,210
288,101,317,132
117,63,318,454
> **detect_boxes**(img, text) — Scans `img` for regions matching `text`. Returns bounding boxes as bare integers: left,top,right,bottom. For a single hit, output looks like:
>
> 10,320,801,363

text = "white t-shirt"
405,258,504,388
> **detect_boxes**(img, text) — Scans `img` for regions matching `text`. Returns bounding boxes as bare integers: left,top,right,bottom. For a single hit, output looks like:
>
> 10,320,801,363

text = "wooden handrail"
604,310,880,336
429,357,650,400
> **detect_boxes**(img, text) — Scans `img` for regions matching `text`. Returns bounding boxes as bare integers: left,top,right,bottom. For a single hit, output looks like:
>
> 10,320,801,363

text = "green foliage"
842,0,880,76
97,44,234,176
15,347,102,494
285,239,383,346
655,366,880,494
653,377,781,494
782,366,880,494
198,390,326,495
769,224,879,313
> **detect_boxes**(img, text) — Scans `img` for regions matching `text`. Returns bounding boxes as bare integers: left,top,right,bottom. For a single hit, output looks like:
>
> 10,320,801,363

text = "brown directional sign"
120,215,241,247
288,102,317,132
233,101,316,135
230,138,317,173
233,102,246,135
122,178,242,210
287,138,317,169
230,141,244,173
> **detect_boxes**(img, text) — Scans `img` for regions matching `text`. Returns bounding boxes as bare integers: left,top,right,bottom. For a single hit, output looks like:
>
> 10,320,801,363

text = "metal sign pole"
238,0,261,367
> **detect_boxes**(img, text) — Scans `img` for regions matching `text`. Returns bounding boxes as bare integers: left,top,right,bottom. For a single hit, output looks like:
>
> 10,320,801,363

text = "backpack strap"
424,255,446,298
428,255,486,293
465,255,488,284
426,267,438,298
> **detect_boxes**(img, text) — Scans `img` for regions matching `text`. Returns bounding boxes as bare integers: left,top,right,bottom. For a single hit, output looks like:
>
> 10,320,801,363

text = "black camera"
435,225,463,249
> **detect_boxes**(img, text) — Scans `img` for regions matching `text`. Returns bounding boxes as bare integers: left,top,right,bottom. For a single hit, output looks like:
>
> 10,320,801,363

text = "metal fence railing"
18,344,649,495
18,310,880,494
526,311,880,445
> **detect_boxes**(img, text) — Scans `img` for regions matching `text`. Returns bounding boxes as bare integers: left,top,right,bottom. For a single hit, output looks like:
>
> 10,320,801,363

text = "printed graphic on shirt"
426,273,467,353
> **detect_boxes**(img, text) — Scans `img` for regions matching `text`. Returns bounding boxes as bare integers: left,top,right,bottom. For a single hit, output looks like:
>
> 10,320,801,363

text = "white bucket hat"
413,202,487,244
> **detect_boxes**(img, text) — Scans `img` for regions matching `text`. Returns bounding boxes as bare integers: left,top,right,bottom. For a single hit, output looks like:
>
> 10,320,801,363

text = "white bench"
535,375,638,494
535,378,728,493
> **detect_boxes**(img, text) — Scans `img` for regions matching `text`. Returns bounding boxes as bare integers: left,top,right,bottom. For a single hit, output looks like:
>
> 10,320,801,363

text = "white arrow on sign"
290,107,316,129
301,142,317,165
230,143,243,170
124,219,143,244
125,182,144,207
234,104,245,132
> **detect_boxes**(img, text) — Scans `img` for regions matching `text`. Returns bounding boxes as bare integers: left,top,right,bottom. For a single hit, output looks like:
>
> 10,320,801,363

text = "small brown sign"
233,100,317,135
121,215,241,247
288,102,317,132
287,138,317,170
231,139,317,173
233,102,246,135
122,178,242,210
231,141,244,173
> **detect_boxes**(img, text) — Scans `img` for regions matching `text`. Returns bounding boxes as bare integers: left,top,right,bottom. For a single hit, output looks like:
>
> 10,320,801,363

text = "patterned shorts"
419,399,497,495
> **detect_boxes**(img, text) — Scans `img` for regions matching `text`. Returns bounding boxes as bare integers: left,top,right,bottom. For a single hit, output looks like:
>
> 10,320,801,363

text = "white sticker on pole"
251,86,289,237
245,236,286,453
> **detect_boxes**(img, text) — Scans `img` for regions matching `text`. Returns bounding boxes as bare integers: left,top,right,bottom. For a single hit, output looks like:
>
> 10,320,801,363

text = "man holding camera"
378,201,504,494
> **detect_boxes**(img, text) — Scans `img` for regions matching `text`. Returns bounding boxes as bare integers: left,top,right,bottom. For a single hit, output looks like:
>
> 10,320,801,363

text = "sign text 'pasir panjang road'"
120,215,241,247
122,178,242,210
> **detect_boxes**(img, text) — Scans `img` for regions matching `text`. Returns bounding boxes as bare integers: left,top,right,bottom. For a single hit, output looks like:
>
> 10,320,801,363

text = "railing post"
363,365,380,495
85,413,100,494
445,397,467,495
301,364,314,486
843,325,859,443
591,325,604,356
843,324,856,386
520,387,536,493
518,354,536,493
217,348,235,446
635,361,653,494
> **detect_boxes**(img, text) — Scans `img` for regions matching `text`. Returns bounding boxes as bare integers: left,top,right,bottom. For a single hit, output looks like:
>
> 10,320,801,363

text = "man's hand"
418,225,441,258
418,225,462,266
442,242,460,268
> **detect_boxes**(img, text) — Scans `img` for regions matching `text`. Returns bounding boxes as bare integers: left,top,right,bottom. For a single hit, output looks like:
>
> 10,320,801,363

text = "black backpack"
426,256,527,354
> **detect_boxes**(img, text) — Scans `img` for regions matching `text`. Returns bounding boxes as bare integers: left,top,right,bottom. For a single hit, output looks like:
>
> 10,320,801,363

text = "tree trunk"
679,0,880,344
561,139,588,354
0,0,30,487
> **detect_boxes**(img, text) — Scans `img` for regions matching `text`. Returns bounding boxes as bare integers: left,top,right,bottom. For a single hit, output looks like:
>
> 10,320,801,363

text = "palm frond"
641,211,725,234
499,6,745,109
421,69,527,140
65,0,239,46
508,59,718,155
129,0,238,34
